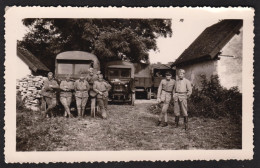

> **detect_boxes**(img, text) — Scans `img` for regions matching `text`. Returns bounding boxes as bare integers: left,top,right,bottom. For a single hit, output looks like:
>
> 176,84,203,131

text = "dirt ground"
16,99,242,151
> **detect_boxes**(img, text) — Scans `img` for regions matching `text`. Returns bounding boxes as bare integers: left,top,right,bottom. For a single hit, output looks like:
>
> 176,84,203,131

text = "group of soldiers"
40,67,192,130
41,68,111,119
156,69,192,130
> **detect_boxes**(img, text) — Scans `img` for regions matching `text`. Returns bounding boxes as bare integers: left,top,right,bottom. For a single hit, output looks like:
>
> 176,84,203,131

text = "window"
75,64,90,74
109,69,120,77
57,63,73,74
121,69,131,77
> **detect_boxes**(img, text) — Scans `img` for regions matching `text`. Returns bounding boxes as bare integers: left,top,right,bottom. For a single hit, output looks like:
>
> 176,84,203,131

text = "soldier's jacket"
41,78,59,98
86,74,98,86
157,79,175,96
93,80,111,99
74,79,90,98
60,80,74,97
173,78,192,101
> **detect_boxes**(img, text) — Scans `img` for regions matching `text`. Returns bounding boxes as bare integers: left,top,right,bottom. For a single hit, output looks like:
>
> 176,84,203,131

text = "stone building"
171,20,243,90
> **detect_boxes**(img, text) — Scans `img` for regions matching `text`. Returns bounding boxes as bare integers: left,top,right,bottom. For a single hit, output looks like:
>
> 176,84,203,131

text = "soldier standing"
173,69,192,130
93,74,111,119
41,72,59,118
156,72,175,127
60,75,74,118
74,74,90,117
86,68,98,88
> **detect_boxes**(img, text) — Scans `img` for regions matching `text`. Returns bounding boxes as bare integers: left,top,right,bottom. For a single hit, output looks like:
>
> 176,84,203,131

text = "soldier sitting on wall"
156,71,175,127
59,74,74,118
74,73,90,117
41,72,59,118
93,74,111,119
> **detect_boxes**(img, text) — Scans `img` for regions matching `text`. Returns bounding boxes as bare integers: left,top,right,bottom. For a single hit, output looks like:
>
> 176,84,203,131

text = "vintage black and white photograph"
5,7,254,162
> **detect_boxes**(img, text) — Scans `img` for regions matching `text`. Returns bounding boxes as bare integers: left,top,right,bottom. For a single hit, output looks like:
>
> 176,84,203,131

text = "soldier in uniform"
172,69,192,130
156,72,175,127
93,74,111,119
41,72,59,118
86,68,98,88
74,73,90,117
59,74,74,118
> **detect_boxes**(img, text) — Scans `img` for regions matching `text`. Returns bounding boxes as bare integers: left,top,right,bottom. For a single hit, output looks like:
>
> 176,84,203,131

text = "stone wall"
16,75,46,111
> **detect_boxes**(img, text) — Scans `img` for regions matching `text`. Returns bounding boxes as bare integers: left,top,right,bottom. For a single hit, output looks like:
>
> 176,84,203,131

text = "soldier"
156,72,175,127
41,72,59,118
172,69,192,130
60,74,74,118
74,73,90,117
86,68,98,88
93,74,111,119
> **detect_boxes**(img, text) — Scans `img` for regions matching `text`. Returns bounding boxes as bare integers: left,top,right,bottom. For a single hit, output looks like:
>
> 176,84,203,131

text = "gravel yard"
16,100,242,151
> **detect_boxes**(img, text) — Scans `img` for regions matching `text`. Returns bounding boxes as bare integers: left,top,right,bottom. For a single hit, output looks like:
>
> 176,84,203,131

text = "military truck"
105,60,135,105
55,51,100,81
134,63,152,100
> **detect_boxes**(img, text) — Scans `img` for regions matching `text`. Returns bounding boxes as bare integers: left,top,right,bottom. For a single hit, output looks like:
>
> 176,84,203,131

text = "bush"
189,75,242,118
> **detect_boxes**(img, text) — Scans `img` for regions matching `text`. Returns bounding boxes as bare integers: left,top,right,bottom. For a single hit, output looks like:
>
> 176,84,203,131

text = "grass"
16,102,242,151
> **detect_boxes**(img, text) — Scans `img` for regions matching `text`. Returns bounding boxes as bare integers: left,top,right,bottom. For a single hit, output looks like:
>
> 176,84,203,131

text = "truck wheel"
131,93,135,106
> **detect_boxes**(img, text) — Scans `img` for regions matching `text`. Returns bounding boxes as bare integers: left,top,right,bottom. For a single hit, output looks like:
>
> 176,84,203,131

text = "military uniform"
157,78,175,125
74,79,90,117
41,78,59,117
60,80,74,117
172,78,192,117
93,80,111,119
86,74,98,89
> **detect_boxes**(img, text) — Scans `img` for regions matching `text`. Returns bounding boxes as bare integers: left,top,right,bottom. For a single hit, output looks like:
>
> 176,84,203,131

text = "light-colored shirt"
41,78,59,98
60,80,74,97
74,80,90,91
93,80,111,99
173,78,192,96
74,80,90,98
157,79,175,96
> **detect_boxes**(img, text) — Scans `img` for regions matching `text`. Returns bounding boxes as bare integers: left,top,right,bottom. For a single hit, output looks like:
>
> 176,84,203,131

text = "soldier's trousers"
75,96,88,114
174,97,188,117
159,91,172,122
60,96,72,116
44,97,57,117
96,98,107,119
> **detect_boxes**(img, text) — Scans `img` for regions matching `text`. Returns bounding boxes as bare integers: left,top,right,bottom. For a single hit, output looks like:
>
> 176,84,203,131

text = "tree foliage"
20,19,172,71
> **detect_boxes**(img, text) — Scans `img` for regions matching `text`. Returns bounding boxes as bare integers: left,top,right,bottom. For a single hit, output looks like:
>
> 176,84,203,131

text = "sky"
149,18,219,64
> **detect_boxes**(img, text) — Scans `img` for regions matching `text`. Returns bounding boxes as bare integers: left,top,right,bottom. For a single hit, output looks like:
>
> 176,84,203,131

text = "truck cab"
105,61,135,105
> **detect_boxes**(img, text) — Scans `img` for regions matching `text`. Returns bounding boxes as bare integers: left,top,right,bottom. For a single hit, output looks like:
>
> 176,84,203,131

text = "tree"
20,19,172,71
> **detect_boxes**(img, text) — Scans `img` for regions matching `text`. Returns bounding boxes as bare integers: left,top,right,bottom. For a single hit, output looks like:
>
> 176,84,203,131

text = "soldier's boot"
161,122,168,127
184,117,188,130
175,116,179,128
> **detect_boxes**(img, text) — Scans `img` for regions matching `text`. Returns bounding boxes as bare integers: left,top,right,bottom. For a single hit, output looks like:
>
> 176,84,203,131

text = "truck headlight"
125,84,128,87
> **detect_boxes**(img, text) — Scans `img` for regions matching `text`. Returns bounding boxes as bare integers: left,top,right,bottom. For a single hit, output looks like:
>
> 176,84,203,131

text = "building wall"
16,55,32,79
176,28,242,90
218,29,242,91
176,60,218,88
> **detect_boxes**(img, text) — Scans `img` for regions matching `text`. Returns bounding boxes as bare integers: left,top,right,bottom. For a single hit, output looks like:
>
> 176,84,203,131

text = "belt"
162,89,172,93
176,92,187,94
